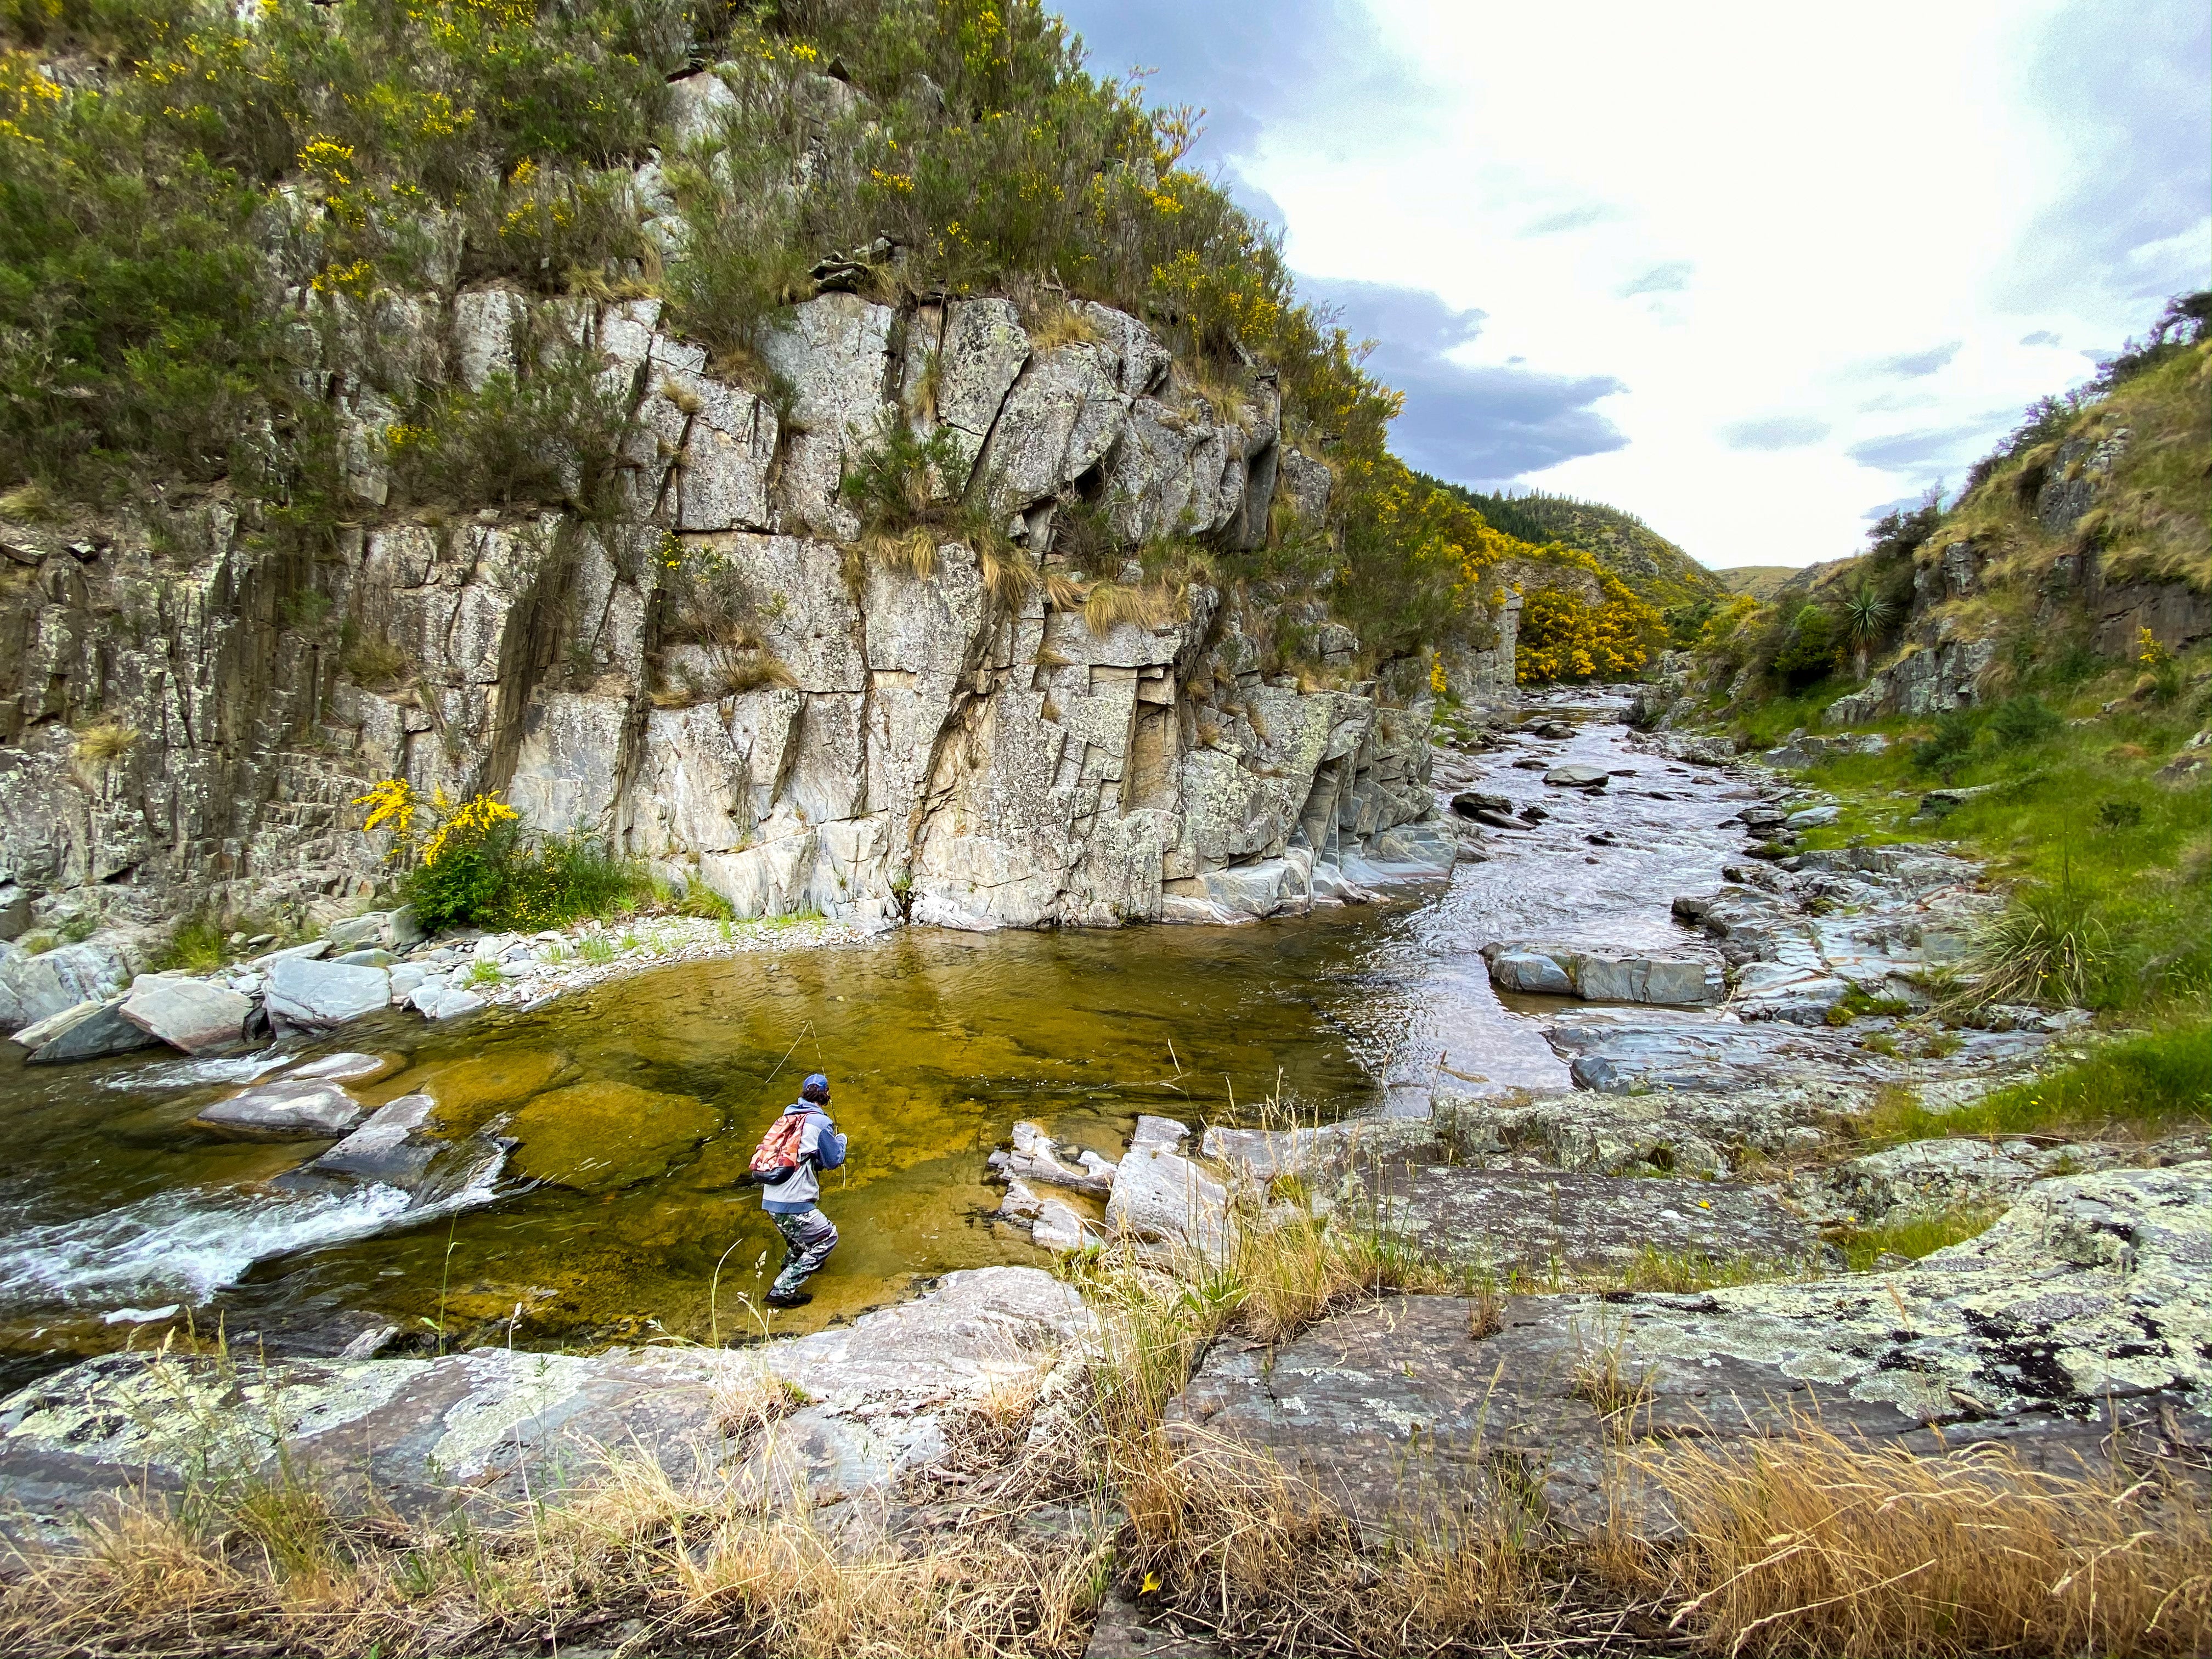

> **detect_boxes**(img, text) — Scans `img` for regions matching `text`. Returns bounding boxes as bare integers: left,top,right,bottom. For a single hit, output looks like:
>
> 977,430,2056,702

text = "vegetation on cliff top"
0,0,1680,686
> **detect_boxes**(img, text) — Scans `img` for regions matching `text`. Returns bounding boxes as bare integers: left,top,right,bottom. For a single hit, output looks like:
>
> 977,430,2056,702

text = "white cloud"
1054,0,2210,569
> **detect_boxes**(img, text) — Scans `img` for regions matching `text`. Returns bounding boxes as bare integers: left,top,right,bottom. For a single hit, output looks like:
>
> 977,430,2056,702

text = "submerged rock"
195,1077,366,1138
507,1082,720,1193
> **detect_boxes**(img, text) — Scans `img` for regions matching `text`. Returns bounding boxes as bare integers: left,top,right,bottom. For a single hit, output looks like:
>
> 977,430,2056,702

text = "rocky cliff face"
0,276,1451,942
1824,427,2209,727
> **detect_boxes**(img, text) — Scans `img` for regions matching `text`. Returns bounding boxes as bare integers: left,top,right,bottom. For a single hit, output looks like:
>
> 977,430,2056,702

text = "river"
0,694,1758,1389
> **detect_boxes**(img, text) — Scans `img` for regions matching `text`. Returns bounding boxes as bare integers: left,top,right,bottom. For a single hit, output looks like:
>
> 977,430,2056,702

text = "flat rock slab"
1363,1165,1814,1276
1544,1013,2058,1094
1169,1166,2211,1538
0,1267,1096,1542
24,998,159,1064
194,1076,365,1138
120,977,251,1054
264,957,391,1030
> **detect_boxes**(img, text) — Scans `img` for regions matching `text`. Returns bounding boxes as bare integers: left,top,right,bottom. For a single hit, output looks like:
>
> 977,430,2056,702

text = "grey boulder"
120,977,252,1054
0,940,134,1031
308,1094,439,1187
1485,950,1575,996
23,997,161,1064
1543,764,1610,789
265,957,392,1030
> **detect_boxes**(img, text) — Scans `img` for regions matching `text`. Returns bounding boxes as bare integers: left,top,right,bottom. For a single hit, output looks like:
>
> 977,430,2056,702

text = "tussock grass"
1637,1419,2210,1658
73,718,140,764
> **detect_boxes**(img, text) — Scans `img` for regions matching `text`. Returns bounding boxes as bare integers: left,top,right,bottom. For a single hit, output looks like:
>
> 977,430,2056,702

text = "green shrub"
1989,693,2062,747
153,913,229,973
1910,708,1982,777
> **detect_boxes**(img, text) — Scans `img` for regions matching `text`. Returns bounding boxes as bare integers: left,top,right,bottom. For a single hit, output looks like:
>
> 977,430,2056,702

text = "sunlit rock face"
0,285,1451,945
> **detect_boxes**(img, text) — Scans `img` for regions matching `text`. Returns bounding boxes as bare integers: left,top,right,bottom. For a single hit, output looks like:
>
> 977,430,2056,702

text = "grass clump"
1638,1418,2209,1658
151,913,230,974
1831,1204,2003,1272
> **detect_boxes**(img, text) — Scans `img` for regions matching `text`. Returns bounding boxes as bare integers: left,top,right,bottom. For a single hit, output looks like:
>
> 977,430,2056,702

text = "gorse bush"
353,778,653,929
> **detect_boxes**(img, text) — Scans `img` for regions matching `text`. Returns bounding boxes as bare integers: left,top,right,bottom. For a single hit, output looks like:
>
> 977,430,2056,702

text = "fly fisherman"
747,1071,848,1310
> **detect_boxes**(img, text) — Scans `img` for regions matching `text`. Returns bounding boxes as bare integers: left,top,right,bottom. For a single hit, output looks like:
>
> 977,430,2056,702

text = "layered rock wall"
0,287,1447,941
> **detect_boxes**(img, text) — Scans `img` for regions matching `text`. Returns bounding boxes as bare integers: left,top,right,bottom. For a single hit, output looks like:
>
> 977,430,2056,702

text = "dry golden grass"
1636,1420,2211,1658
1026,302,1101,354
73,718,140,764
1039,568,1085,612
1115,1424,1554,1657
977,540,1037,608
1082,579,1171,635
860,524,940,580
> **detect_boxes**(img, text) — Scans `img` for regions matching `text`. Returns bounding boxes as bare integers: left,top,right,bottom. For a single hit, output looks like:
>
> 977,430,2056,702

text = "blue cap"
800,1073,830,1102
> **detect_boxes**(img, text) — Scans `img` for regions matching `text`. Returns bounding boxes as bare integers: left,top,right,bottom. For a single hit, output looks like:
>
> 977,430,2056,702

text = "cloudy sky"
1051,0,2210,571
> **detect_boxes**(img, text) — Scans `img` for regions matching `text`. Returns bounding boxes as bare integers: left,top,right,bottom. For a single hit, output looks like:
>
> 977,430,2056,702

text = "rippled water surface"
0,697,1755,1387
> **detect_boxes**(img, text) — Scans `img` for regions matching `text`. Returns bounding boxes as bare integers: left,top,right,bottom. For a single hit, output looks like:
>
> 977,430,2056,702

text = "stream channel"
0,695,1761,1390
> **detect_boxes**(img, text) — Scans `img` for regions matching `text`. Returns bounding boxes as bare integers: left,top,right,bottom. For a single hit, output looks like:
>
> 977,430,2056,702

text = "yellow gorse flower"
421,791,518,867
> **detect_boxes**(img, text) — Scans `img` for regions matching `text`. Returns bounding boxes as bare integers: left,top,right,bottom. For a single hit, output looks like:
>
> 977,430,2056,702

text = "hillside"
1712,565,1796,600
1453,488,1728,614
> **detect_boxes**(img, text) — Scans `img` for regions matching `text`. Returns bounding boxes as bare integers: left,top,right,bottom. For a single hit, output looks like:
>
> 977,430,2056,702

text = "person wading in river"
748,1072,848,1309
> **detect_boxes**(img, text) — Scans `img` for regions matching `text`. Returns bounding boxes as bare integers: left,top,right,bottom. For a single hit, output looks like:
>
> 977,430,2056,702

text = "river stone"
1448,790,1511,819
290,1051,403,1086
1031,1194,1102,1252
265,957,391,1030
325,909,423,952
410,985,485,1022
508,1081,720,1193
196,1077,366,1138
25,997,161,1064
1104,1127,1226,1256
306,1093,446,1188
119,977,251,1054
0,940,134,1030
1486,950,1574,996
1543,764,1609,788
1785,803,1839,829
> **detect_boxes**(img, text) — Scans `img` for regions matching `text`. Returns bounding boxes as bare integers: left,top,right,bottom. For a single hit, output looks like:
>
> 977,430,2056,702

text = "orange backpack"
750,1113,807,1178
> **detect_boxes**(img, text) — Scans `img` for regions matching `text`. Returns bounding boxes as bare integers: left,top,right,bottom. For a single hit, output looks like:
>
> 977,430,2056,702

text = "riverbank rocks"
0,1266,1098,1541
0,938,136,1032
119,976,251,1054
991,1121,1115,1197
1481,942,1722,1006
1165,1165,2211,1538
195,1076,366,1138
264,957,392,1030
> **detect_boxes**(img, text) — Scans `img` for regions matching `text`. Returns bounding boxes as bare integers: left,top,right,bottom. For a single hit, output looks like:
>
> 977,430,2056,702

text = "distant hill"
1712,566,1798,601
1426,481,1727,615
